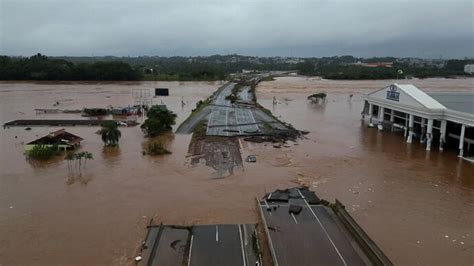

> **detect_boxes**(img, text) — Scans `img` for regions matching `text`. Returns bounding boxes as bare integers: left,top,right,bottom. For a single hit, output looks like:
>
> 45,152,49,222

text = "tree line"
1,53,472,81
296,57,474,79
0,54,141,81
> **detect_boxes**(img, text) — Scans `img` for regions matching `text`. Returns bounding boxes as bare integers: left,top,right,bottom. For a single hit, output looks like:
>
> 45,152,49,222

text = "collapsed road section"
177,77,299,139
178,76,303,177
136,187,391,266
258,187,392,266
137,223,261,266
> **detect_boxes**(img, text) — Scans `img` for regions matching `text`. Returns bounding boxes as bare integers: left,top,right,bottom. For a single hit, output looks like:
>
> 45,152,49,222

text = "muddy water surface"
0,78,473,265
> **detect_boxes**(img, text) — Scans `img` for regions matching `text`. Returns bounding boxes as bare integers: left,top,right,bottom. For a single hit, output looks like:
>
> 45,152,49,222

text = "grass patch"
191,97,211,113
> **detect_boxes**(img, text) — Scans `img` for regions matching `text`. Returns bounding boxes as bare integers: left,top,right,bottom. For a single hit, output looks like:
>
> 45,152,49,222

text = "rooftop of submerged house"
26,129,83,146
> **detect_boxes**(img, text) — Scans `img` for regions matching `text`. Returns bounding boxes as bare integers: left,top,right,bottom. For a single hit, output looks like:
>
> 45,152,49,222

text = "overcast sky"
1,0,473,58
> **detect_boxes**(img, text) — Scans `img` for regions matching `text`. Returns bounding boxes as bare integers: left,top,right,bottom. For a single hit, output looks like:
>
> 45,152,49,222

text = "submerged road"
206,82,260,137
177,78,290,135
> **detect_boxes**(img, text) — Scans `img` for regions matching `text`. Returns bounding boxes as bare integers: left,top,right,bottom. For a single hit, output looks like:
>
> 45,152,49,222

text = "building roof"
396,84,447,111
27,129,83,146
365,84,474,126
428,92,474,115
365,83,446,113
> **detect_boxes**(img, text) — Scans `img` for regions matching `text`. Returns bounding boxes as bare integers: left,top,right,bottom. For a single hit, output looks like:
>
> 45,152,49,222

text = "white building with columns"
363,84,474,160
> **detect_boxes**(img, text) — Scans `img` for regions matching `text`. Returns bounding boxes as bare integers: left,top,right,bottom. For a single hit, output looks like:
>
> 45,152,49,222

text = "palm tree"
74,153,81,169
99,121,121,146
65,152,74,170
77,152,85,167
83,152,93,167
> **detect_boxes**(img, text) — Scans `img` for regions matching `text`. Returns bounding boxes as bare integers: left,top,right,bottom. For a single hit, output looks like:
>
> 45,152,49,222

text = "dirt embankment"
179,76,304,178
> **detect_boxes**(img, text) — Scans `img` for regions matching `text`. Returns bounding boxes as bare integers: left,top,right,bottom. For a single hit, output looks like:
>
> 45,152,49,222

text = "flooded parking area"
0,78,473,265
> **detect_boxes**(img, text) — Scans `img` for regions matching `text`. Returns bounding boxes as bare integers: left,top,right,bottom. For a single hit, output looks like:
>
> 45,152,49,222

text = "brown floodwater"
0,78,473,265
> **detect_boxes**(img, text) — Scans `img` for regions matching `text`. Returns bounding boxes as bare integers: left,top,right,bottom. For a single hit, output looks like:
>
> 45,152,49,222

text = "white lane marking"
297,189,347,266
243,224,248,246
264,199,272,216
235,108,242,134
291,213,298,224
187,235,194,266
225,107,229,136
264,199,270,209
206,110,214,135
239,225,247,266
249,109,259,131
267,193,272,200
216,225,219,242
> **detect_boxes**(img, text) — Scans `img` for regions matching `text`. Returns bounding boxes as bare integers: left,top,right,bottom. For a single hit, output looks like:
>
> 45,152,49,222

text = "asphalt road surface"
188,224,246,266
139,224,258,266
260,191,367,266
178,80,291,136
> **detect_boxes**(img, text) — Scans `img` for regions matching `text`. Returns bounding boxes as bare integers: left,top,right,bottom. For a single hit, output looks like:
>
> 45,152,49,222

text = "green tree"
99,121,121,146
141,105,177,137
28,144,60,160
296,61,316,75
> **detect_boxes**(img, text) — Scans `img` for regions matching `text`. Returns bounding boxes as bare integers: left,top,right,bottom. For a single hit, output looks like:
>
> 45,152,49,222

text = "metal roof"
428,92,474,115
396,84,447,111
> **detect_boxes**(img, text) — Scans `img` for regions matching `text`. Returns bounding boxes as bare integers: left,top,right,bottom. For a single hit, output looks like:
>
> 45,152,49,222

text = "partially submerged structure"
307,92,327,104
259,187,392,266
363,84,474,159
4,119,139,127
137,223,260,266
25,129,83,151
178,76,302,178
111,106,141,116
137,187,391,266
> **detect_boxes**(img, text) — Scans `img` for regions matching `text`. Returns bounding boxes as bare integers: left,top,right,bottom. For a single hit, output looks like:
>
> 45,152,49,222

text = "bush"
141,105,177,137
28,144,61,160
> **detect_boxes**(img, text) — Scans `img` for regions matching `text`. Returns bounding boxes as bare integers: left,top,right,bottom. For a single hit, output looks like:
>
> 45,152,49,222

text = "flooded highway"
0,78,473,265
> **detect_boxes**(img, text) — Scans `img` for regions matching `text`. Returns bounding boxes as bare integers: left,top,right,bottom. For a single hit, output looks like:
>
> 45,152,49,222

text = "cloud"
1,0,473,58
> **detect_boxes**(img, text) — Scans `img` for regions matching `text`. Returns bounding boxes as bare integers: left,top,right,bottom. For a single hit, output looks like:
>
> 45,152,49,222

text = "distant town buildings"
464,64,474,74
351,61,393,68
395,58,446,68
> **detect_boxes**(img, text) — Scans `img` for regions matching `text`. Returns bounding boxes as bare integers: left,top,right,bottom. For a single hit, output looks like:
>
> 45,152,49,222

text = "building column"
390,109,395,131
404,113,408,137
420,118,426,143
439,120,447,151
361,101,367,120
407,114,414,143
378,106,385,130
368,103,374,127
459,124,466,157
426,119,434,151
